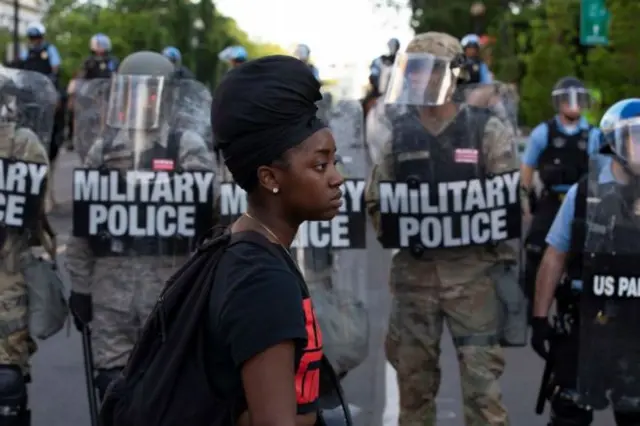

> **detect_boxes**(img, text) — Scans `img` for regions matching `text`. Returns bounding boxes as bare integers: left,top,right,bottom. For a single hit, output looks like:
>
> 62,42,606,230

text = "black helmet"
551,76,591,113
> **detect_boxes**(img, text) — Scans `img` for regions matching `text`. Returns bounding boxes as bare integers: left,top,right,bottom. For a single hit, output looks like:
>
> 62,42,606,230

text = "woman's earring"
272,187,279,194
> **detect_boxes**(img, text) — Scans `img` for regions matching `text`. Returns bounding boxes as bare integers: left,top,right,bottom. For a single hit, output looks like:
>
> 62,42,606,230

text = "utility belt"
540,187,568,204
88,235,193,257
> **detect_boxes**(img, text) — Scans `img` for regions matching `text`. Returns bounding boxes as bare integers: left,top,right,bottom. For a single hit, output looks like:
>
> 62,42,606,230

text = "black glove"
69,291,93,332
531,316,552,360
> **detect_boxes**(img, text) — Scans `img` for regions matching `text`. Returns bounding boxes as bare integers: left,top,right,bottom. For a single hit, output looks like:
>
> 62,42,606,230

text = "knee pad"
549,391,593,426
0,365,29,426
95,368,124,402
614,411,640,426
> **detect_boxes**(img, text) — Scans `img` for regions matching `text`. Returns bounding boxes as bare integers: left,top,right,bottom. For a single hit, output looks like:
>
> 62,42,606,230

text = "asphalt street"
29,147,616,425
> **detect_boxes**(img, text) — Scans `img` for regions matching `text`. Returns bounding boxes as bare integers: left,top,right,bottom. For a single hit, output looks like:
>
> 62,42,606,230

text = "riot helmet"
162,46,182,65
26,22,45,43
385,32,464,106
218,45,247,67
387,38,400,56
461,34,480,57
600,98,640,174
294,44,311,62
552,77,591,120
105,51,175,130
90,33,112,55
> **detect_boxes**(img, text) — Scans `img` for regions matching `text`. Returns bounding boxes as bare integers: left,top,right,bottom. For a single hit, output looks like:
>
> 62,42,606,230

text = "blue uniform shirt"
20,43,61,67
479,62,492,83
522,116,603,193
545,156,615,253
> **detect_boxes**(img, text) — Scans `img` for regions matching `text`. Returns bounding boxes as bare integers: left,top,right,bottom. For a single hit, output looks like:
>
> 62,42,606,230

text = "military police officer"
365,32,525,426
520,77,602,316
66,51,216,401
532,98,640,426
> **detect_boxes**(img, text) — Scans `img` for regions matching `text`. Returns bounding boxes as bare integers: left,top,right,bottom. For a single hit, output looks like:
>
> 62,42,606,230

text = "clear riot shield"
72,78,111,164
0,68,55,247
364,98,406,166
461,81,519,134
578,158,640,412
71,75,216,278
173,80,213,151
292,99,370,384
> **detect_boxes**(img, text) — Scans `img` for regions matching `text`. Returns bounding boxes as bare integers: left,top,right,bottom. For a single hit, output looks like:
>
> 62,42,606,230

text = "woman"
209,55,345,425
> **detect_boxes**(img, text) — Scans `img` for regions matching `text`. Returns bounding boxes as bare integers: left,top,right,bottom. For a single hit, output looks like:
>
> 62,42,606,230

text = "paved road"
29,148,616,425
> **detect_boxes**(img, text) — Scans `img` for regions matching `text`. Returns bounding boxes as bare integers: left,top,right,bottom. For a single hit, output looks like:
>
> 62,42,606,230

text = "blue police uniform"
19,44,60,81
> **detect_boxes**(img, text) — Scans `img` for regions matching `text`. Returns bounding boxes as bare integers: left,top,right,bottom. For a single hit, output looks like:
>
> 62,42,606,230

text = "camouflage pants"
0,271,36,374
385,251,508,426
91,260,177,370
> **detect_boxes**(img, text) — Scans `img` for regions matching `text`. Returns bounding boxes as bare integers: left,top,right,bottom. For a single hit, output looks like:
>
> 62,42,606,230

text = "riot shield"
459,81,519,134
72,78,111,164
293,99,370,382
173,80,213,150
0,68,55,246
578,157,640,412
365,98,405,166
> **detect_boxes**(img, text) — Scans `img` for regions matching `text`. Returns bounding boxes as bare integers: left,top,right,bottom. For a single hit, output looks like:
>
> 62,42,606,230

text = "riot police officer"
18,22,61,87
293,44,320,81
460,34,491,84
80,34,119,80
367,37,400,98
218,45,247,70
520,77,602,317
532,98,640,426
162,46,194,79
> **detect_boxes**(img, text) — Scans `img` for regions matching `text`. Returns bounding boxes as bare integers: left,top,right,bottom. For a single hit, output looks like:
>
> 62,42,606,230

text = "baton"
81,326,100,426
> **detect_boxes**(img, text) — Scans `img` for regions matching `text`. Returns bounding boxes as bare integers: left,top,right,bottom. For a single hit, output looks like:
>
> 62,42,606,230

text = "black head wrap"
211,55,326,191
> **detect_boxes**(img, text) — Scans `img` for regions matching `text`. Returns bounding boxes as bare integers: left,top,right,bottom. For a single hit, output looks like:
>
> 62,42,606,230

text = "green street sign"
580,0,610,46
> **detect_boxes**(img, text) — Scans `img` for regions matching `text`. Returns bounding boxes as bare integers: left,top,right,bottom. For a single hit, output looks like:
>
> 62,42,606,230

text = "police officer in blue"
80,34,119,80
367,37,400,98
19,22,61,86
162,46,194,79
532,98,640,426
520,76,601,315
460,34,491,84
293,44,320,81
217,45,247,70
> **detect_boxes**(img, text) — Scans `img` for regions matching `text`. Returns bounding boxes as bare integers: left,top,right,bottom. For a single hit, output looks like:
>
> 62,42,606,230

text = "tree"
582,0,640,121
43,0,286,89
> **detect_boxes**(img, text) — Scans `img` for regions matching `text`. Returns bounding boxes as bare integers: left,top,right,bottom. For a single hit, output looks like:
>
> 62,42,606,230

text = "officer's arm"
587,127,604,156
533,183,577,317
479,63,493,84
178,130,220,223
47,45,61,73
65,140,104,294
365,137,394,235
520,123,548,190
483,115,530,213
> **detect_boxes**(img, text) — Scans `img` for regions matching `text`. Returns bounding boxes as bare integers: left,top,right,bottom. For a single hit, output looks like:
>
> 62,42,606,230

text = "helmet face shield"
552,87,592,112
106,75,165,130
384,52,458,106
622,118,640,165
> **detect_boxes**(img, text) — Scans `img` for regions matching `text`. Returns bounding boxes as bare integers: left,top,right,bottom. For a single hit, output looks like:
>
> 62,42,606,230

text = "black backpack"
99,227,352,426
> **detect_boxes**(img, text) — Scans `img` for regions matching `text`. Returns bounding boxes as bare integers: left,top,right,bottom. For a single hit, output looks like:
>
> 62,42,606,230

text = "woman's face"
273,128,345,221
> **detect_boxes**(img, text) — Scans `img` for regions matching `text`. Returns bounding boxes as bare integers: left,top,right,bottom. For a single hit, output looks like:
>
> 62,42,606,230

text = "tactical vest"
538,119,591,190
465,58,482,84
88,130,190,257
390,106,491,254
84,56,114,80
22,44,53,76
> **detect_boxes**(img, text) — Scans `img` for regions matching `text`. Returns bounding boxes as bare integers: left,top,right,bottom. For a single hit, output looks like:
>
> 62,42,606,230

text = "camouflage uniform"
365,32,523,426
0,125,51,375
65,125,214,370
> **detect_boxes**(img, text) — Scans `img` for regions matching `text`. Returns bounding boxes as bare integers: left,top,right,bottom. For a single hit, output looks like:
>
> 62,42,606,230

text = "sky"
215,0,414,83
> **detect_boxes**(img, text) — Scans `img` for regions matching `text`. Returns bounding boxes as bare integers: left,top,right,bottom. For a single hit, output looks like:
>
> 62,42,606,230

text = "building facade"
0,0,46,60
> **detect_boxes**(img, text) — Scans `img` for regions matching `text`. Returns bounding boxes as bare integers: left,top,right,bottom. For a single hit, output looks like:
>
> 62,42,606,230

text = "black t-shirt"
207,240,323,421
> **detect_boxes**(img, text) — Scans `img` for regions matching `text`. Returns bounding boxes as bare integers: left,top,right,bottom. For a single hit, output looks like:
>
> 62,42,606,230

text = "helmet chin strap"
561,113,580,125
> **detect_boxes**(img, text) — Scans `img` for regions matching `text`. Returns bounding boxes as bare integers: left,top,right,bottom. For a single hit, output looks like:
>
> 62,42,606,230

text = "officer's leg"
386,253,443,426
444,271,508,426
91,284,136,402
547,310,593,426
0,365,28,426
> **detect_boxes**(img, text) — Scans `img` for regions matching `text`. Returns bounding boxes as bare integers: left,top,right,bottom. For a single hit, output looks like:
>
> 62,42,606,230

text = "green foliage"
42,0,286,89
